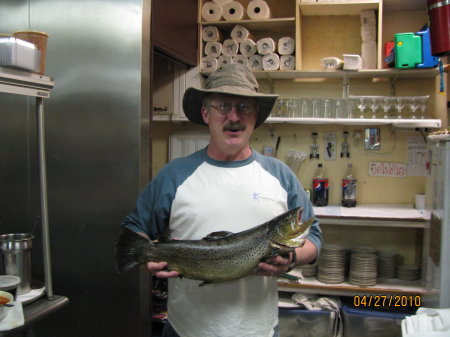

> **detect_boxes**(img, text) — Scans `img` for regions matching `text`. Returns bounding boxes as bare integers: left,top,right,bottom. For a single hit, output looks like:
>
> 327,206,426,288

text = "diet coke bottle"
342,163,357,207
312,163,329,207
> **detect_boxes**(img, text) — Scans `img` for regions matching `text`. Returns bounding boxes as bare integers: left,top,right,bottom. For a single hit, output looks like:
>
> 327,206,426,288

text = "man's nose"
227,106,241,120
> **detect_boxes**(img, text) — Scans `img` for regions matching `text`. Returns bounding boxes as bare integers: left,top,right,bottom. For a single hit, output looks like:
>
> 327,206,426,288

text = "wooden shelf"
278,277,429,296
200,68,439,80
299,0,379,16
199,18,296,31
266,117,441,128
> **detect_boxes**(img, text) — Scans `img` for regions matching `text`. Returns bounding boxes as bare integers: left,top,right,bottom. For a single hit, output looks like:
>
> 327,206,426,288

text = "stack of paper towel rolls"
360,9,377,69
201,0,272,22
202,24,296,72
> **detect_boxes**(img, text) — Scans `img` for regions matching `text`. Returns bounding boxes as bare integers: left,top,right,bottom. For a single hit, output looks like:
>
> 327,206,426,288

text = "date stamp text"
353,295,421,307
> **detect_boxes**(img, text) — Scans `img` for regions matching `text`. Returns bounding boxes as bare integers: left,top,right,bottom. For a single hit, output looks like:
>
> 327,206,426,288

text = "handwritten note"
368,161,407,177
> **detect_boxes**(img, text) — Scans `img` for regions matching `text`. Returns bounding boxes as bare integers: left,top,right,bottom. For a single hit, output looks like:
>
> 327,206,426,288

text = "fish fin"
202,231,234,240
115,228,151,273
199,281,212,286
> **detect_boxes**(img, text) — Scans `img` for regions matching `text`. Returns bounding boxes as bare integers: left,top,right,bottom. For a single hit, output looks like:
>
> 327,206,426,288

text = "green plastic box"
394,33,422,69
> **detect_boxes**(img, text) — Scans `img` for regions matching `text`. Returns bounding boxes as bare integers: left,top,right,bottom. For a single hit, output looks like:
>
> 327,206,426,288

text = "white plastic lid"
0,275,21,291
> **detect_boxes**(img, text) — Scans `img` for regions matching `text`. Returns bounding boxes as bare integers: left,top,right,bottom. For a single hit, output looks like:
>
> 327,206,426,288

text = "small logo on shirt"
252,192,275,202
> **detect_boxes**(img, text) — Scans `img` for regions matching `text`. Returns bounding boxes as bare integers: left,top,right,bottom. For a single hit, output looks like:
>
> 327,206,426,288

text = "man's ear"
201,106,209,125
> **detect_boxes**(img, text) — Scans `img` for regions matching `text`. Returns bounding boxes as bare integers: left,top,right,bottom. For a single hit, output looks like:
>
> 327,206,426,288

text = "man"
121,64,322,337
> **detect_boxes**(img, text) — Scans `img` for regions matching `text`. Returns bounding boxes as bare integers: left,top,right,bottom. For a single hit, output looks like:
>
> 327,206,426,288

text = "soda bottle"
312,164,329,207
342,163,357,207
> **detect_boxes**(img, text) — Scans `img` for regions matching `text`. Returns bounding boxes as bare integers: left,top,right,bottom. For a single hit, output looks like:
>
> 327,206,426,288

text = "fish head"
268,207,313,248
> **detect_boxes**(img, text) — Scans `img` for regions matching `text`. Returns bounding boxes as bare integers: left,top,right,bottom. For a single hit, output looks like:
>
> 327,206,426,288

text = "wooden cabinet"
152,0,198,66
198,0,382,72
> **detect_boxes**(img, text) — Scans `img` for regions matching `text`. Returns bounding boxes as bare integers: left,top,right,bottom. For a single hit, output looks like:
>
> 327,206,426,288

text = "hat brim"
182,87,279,128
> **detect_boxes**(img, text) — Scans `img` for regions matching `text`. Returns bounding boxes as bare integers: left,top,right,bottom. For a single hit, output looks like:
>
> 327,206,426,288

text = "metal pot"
0,233,35,295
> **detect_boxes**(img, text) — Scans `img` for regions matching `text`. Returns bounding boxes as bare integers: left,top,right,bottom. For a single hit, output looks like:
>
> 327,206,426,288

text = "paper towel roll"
212,0,233,6
222,39,239,56
361,40,377,69
240,39,257,56
222,1,246,21
201,56,218,72
280,55,295,70
204,41,222,57
202,2,223,22
360,10,377,42
218,55,232,67
247,0,272,20
278,37,295,55
262,53,280,70
202,26,222,42
257,37,276,55
232,55,250,68
249,55,263,70
230,25,252,44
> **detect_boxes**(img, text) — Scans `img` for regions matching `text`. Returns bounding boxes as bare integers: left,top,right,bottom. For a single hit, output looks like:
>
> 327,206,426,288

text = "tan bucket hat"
182,64,278,128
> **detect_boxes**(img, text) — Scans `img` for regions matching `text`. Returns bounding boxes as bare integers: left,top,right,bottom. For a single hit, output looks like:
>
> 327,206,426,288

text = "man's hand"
254,252,294,277
147,261,179,278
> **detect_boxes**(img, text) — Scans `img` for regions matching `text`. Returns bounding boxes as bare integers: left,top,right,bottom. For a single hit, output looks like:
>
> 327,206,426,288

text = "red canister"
427,0,450,56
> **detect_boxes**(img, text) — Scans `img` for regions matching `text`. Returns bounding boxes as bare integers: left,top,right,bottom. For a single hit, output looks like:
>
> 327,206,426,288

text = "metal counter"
0,296,69,336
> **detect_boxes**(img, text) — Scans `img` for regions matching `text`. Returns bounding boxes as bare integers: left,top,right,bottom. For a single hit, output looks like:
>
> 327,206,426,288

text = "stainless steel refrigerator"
424,135,450,308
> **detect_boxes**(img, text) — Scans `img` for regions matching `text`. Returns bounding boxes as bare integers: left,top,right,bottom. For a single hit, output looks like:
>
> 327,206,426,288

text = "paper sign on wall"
368,161,407,177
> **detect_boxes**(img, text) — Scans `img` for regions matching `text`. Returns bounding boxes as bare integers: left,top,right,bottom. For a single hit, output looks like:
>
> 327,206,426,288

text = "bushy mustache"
223,122,246,132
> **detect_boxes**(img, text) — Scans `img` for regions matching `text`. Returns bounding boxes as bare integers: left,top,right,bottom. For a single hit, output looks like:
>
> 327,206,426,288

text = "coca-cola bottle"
312,164,329,207
342,163,357,207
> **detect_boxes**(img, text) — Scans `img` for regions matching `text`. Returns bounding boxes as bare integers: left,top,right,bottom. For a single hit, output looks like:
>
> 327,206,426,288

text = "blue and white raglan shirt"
123,148,322,337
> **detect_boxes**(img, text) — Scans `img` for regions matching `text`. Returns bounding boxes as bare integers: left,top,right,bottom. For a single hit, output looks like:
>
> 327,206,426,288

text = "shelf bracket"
342,75,350,99
390,73,399,96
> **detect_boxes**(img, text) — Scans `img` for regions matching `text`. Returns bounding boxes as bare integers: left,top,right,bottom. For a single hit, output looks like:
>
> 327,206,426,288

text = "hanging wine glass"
419,95,429,119
408,96,419,119
382,97,393,119
369,97,380,119
394,97,405,119
357,97,367,118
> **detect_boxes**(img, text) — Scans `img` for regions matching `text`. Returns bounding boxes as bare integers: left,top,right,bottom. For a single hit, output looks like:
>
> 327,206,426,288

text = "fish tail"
115,228,152,273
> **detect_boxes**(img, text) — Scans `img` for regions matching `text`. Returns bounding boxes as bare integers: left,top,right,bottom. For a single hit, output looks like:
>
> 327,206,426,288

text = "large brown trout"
115,207,313,284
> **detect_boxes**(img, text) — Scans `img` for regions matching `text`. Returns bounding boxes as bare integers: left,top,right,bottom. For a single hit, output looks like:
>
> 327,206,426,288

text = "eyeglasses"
207,102,256,115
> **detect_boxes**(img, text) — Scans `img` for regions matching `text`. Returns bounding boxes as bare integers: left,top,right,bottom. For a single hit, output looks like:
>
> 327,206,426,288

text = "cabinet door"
152,0,198,66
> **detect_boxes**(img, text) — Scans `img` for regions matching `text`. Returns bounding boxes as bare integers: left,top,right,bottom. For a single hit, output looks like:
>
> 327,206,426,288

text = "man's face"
201,93,258,159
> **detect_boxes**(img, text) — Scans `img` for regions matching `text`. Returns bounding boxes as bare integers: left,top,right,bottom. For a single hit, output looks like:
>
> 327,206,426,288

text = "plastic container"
394,33,422,69
0,290,14,321
342,303,413,337
12,30,48,74
0,233,35,295
279,308,336,337
0,36,41,72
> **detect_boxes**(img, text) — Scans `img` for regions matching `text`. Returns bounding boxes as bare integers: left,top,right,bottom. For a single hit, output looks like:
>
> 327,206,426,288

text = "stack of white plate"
349,253,378,286
397,264,421,281
300,262,317,277
317,245,347,284
377,250,398,279
351,246,377,255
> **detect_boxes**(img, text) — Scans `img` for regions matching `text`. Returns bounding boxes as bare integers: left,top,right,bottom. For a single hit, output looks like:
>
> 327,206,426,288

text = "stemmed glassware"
357,97,367,118
369,97,380,119
382,97,393,119
394,97,405,119
408,97,419,119
418,95,429,119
